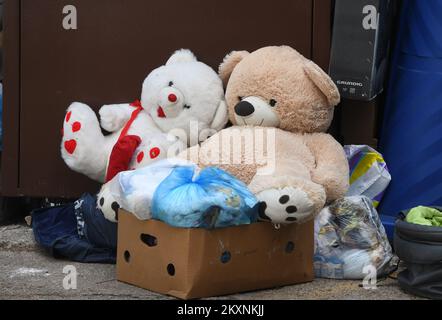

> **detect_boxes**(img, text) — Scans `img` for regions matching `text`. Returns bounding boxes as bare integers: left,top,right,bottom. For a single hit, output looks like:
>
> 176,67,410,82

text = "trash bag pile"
314,196,397,280
32,144,397,277
106,158,194,221
106,158,259,228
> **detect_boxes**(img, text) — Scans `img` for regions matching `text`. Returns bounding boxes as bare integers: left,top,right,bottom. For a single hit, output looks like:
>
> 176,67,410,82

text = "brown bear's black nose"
234,101,255,117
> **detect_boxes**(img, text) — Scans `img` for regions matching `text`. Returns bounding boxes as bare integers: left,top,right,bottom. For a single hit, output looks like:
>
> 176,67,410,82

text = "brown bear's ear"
303,60,341,107
218,51,250,87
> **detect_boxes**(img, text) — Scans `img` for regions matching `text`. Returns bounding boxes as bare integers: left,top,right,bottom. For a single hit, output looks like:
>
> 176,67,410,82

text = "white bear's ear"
303,60,341,107
166,49,198,65
219,51,250,87
210,100,228,131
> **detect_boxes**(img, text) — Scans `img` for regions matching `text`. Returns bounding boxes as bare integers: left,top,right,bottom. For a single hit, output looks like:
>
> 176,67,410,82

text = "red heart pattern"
150,147,160,159
64,140,77,154
72,121,82,132
137,151,144,163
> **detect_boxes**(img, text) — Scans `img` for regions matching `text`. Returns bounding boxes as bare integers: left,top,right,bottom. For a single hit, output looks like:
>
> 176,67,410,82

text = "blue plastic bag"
151,166,259,228
107,158,194,220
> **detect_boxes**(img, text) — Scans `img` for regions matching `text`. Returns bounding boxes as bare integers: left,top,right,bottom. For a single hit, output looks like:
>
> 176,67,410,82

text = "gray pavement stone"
0,224,423,300
0,224,40,252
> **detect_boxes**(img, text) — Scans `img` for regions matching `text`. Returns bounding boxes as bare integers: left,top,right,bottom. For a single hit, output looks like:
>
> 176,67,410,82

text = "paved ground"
0,223,423,300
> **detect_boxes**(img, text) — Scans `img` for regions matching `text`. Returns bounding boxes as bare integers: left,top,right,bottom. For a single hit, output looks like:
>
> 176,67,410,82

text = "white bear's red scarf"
105,100,144,182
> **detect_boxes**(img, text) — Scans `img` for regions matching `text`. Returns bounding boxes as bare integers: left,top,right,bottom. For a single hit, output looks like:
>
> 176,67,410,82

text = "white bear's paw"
97,185,120,223
99,105,127,132
61,102,107,182
256,186,316,224
61,103,102,158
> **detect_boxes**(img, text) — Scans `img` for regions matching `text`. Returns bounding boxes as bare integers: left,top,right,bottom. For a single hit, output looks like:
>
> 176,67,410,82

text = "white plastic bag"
107,158,196,220
345,145,391,208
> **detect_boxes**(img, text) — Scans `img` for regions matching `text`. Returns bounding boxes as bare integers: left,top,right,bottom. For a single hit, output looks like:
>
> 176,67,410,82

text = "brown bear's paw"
256,185,323,224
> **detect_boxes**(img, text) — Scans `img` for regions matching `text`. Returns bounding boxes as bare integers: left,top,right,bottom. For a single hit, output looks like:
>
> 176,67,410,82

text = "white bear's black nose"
235,101,255,117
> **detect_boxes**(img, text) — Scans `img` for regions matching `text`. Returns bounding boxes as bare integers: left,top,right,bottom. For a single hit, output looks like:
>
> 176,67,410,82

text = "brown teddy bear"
180,46,349,224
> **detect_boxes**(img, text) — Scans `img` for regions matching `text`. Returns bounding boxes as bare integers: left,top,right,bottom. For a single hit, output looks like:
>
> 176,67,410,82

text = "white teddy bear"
61,49,228,184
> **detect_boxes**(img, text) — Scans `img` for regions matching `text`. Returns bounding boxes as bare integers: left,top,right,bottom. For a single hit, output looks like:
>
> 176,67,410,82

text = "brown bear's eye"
238,96,243,101
169,81,174,86
269,99,277,107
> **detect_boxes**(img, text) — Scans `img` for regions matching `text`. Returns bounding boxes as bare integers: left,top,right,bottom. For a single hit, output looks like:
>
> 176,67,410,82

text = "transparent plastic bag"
107,158,195,220
151,166,259,229
314,196,398,279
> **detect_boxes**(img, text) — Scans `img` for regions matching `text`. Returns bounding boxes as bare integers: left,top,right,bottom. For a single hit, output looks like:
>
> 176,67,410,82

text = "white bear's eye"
184,105,191,109
169,81,174,86
269,99,277,107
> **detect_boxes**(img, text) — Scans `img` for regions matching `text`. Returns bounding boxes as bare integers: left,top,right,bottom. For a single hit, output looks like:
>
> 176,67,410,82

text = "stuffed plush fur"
61,49,228,183
180,46,349,224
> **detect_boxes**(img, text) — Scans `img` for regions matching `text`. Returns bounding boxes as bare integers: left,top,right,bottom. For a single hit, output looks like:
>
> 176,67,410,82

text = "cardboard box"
117,210,314,299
